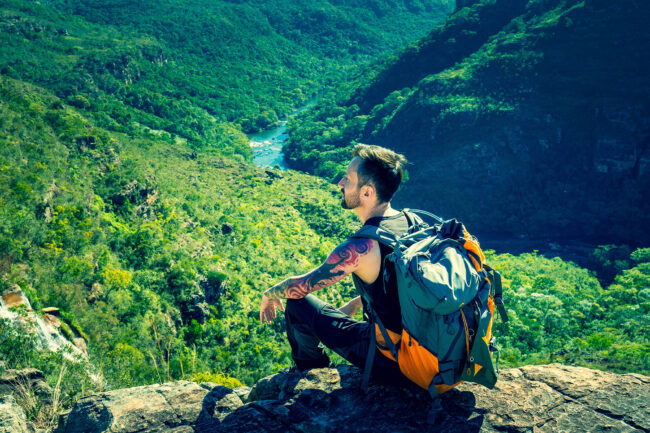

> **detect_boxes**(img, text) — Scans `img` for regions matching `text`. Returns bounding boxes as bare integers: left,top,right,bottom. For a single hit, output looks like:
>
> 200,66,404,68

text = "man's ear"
361,184,375,199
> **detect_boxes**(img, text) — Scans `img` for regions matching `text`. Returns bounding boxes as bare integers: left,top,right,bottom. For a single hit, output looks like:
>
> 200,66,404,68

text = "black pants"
284,294,411,387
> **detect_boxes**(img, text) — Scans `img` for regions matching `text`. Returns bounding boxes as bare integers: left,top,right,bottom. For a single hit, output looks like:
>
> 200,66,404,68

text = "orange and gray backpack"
352,209,508,398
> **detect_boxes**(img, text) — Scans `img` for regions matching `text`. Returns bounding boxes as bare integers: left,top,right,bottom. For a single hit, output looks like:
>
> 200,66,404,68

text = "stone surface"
1,285,31,309
0,395,35,433
0,369,54,407
232,386,252,402
43,313,61,328
0,289,87,361
55,364,650,433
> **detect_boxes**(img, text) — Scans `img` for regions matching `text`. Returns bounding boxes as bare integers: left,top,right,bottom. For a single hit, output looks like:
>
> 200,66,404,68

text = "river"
248,98,318,169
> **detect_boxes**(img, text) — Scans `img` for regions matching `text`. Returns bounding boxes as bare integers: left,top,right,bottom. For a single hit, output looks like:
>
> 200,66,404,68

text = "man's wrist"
263,287,283,300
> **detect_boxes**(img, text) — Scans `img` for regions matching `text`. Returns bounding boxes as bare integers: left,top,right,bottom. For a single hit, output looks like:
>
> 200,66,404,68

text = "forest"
0,0,648,429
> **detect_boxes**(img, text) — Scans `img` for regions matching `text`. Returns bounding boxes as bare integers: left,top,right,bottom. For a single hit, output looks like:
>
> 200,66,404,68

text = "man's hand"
339,296,362,317
260,294,284,324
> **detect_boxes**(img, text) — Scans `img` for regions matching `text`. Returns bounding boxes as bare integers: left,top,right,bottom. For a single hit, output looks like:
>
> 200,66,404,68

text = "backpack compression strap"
357,289,400,392
484,264,509,323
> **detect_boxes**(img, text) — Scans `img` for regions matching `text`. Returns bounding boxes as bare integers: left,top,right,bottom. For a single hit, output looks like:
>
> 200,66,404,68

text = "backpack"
351,209,508,398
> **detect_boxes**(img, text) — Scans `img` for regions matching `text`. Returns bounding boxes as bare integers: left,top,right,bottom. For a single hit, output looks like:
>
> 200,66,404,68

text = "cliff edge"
43,364,649,433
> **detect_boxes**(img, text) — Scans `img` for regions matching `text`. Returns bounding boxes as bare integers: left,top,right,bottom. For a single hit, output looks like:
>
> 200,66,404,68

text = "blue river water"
248,99,317,169
248,120,290,169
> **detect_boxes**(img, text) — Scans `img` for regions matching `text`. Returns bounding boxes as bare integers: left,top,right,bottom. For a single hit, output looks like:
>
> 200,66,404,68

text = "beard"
340,188,361,209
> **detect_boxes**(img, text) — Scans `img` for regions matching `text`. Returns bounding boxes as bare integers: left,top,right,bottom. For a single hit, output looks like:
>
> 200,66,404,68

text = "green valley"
0,0,648,429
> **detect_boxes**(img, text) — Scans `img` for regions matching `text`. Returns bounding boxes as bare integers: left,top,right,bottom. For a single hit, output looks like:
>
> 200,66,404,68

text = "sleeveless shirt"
351,210,412,334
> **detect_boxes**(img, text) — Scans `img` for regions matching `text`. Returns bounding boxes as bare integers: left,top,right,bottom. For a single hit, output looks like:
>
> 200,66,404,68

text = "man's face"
337,158,362,209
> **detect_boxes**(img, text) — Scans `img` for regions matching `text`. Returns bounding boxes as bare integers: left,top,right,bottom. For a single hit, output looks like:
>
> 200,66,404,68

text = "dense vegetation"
284,0,650,245
0,74,358,391
1,0,451,142
0,0,648,428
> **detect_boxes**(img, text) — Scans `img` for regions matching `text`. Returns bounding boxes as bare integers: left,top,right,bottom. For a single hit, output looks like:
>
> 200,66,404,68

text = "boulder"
55,364,649,433
54,380,243,433
0,369,54,407
0,395,35,433
41,307,60,315
0,290,87,361
43,313,61,328
1,285,31,309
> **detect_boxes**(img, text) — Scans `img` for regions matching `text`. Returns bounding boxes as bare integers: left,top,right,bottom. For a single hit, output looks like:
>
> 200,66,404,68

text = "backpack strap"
351,209,426,247
484,264,509,323
352,210,417,392
358,287,400,392
402,208,444,225
350,225,399,249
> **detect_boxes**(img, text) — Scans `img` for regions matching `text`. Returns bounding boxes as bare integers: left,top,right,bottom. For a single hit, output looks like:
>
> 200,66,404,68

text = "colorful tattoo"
264,238,374,300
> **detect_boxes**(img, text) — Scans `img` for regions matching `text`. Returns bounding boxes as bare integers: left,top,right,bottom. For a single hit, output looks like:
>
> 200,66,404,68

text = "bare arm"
260,238,376,324
263,238,375,300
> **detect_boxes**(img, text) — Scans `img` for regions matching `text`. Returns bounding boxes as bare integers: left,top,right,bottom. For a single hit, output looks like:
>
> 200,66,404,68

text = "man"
259,143,414,384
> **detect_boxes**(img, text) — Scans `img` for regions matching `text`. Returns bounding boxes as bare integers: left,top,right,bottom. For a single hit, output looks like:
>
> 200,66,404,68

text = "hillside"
1,0,451,143
284,0,650,245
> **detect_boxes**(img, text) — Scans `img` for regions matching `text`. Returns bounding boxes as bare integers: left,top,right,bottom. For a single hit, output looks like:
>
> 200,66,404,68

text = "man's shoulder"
363,211,411,238
335,237,379,255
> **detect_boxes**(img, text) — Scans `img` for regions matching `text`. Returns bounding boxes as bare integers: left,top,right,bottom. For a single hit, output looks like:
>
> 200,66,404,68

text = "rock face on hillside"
0,395,35,433
0,287,87,360
287,0,650,245
374,0,650,244
52,364,649,433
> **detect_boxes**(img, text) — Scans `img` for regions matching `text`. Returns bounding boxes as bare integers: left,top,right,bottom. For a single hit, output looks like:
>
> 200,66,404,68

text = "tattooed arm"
264,238,374,299
259,238,377,324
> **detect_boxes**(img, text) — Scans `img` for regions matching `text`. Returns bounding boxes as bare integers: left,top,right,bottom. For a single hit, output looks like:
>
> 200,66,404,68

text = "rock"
72,338,87,355
56,364,650,433
0,290,87,361
1,286,31,309
43,313,61,328
55,381,243,433
0,369,54,407
41,307,60,315
0,395,35,433
232,386,251,402
264,170,283,180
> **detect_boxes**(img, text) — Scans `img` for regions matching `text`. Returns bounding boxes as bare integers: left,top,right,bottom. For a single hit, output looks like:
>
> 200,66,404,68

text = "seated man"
259,143,413,386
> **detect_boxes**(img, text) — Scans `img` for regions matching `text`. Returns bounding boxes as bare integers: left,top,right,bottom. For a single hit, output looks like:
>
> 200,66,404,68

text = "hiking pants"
284,294,410,387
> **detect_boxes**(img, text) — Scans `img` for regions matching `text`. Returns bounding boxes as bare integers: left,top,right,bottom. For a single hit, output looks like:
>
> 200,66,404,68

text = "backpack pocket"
406,245,480,314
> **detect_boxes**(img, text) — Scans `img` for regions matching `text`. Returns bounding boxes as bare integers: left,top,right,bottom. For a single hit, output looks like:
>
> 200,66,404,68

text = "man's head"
337,143,407,210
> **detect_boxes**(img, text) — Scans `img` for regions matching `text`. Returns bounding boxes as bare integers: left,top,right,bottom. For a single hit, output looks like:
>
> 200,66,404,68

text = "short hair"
352,143,407,203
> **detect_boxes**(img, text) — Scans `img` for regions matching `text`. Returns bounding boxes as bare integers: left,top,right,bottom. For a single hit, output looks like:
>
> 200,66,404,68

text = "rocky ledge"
35,364,650,432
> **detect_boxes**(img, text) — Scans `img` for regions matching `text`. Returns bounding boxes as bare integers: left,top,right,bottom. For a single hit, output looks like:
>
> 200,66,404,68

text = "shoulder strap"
350,225,399,249
351,209,428,248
